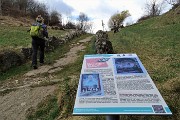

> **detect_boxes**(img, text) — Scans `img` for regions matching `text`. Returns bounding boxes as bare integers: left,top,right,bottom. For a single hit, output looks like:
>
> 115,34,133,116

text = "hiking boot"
39,62,44,66
32,65,38,69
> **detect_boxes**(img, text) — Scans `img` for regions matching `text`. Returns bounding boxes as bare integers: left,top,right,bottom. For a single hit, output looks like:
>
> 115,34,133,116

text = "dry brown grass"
0,16,33,27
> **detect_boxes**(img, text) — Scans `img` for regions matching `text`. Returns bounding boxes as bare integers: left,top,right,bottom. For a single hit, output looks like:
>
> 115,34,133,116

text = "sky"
36,0,172,33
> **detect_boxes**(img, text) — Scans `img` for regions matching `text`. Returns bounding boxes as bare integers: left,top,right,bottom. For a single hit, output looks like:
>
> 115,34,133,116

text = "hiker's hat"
36,15,43,23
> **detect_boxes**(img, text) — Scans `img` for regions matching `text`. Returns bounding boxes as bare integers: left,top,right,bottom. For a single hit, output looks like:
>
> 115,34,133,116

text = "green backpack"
30,23,43,38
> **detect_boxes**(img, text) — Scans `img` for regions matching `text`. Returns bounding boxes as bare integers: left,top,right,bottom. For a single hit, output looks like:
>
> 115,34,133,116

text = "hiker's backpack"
30,23,43,38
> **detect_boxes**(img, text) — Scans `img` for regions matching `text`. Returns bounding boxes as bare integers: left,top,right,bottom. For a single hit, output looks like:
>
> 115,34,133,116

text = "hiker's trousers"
32,37,45,66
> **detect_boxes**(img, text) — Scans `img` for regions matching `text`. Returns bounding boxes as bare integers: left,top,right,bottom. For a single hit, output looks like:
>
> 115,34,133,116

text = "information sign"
73,54,172,115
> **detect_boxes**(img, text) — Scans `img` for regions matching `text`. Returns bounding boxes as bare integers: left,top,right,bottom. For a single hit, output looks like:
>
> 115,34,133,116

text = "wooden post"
102,20,105,31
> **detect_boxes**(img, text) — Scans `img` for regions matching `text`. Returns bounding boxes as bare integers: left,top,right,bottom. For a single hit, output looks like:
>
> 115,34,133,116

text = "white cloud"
62,0,146,33
36,0,172,33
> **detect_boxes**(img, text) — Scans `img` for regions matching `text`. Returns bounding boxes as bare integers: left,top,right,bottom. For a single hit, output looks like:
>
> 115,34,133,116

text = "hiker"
29,15,48,69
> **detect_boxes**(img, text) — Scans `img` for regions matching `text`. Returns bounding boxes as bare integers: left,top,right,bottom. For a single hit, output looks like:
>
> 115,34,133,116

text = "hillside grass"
0,42,70,81
0,25,67,50
0,27,90,82
109,8,180,82
108,6,180,120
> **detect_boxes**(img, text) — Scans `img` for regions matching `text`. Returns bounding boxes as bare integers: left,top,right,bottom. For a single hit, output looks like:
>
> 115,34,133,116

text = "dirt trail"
0,36,92,120
25,44,86,77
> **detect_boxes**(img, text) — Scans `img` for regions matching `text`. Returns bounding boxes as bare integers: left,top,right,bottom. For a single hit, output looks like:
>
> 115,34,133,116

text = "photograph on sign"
114,58,144,74
86,58,109,68
79,74,104,97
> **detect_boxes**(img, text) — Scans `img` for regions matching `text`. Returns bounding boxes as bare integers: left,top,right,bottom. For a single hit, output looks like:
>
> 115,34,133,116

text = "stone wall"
0,51,23,72
0,30,85,73
21,30,85,58
51,26,65,30
95,30,114,54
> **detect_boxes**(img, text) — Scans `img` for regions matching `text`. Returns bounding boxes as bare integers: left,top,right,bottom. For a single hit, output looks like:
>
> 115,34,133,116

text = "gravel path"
0,36,92,120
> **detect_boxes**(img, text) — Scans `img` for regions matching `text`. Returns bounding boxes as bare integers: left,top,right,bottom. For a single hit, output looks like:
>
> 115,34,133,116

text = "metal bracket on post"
106,115,119,120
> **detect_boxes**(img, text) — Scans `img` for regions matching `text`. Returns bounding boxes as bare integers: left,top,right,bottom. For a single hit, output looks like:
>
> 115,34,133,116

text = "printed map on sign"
73,54,172,115
114,58,144,74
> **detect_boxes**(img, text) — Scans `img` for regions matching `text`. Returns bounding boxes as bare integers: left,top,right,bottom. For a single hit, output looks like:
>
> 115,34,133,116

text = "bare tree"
0,0,52,22
165,0,180,5
65,21,76,29
16,0,25,10
49,10,61,26
1,0,14,16
27,1,49,22
145,0,165,17
0,0,19,16
108,10,130,32
77,12,89,31
84,21,94,33
15,0,29,14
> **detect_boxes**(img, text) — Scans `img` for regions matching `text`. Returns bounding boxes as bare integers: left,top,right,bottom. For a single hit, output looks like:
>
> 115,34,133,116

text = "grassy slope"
0,25,68,81
108,6,180,120
0,25,67,50
109,15,180,82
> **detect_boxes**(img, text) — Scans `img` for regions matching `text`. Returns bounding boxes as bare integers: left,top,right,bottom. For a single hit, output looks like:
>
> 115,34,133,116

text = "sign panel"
73,54,172,115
